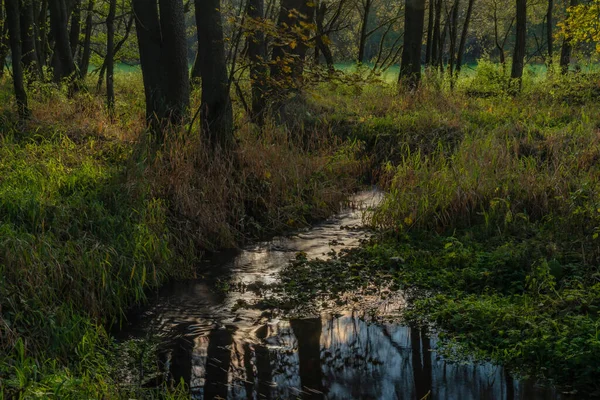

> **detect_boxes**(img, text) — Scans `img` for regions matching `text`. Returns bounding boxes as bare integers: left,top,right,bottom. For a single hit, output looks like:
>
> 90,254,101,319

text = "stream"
119,190,565,400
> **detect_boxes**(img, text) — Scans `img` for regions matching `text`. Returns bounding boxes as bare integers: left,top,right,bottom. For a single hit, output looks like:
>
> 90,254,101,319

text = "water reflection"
153,312,561,400
119,191,564,399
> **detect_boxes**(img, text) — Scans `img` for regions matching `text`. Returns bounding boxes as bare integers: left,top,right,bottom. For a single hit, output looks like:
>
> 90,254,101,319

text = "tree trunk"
511,0,526,81
5,0,30,119
49,0,77,86
133,0,189,137
196,0,234,148
456,0,475,73
447,0,459,82
78,0,93,78
271,0,315,89
357,0,372,64
0,0,8,77
559,0,577,74
38,0,48,67
106,0,115,114
20,0,41,77
431,0,441,65
399,0,426,90
69,0,81,57
247,0,268,125
425,0,434,65
546,0,552,66
315,1,334,73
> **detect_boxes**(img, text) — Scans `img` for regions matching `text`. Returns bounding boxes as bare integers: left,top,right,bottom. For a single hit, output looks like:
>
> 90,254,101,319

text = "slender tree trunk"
357,0,372,64
456,0,475,73
511,0,526,81
132,0,189,136
315,1,334,73
399,0,426,89
431,0,441,65
20,0,41,77
49,0,77,87
97,14,133,90
196,0,234,148
0,0,8,77
448,0,459,82
78,0,93,78
106,0,115,114
425,0,434,65
560,0,577,74
69,0,81,57
546,0,552,67
38,0,48,67
247,0,268,125
5,0,30,119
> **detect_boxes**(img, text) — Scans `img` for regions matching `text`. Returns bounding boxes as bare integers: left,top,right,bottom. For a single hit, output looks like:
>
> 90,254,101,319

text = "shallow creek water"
119,190,565,400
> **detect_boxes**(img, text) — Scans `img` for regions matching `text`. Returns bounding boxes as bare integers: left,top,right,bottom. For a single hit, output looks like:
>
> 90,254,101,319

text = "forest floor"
2,63,600,397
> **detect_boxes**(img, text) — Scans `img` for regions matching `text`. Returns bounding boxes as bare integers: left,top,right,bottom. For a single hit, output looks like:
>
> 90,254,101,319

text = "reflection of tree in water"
157,313,560,400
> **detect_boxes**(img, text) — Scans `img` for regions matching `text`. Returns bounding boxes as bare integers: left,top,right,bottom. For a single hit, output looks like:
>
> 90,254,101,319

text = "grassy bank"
0,73,362,398
275,64,600,395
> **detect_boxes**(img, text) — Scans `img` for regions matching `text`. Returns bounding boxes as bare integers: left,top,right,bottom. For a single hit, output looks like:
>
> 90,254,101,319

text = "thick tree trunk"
69,0,81,57
196,0,234,148
20,0,41,77
78,0,93,78
399,0,426,89
133,0,189,137
560,0,577,74
511,0,526,81
106,0,115,113
456,0,475,73
425,0,434,65
546,0,552,66
247,0,268,125
49,0,77,86
5,0,30,119
357,0,372,64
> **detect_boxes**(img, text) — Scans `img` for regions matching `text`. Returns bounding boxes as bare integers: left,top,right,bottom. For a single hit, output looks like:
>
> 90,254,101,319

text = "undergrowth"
274,67,600,396
0,72,362,398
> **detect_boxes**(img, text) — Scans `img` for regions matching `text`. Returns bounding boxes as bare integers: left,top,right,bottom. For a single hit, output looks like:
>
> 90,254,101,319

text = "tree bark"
399,0,426,89
271,0,315,85
357,0,372,64
247,0,268,125
49,0,77,86
546,0,552,66
511,0,526,81
425,0,434,65
559,0,577,74
0,0,8,77
5,0,30,119
106,0,115,114
133,0,189,137
431,0,441,66
20,0,41,77
38,0,48,67
456,0,475,73
196,0,234,148
78,0,93,78
69,0,81,57
315,1,334,73
447,0,459,81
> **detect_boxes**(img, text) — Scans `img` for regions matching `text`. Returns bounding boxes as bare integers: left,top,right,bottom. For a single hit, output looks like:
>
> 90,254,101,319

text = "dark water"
119,191,565,400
